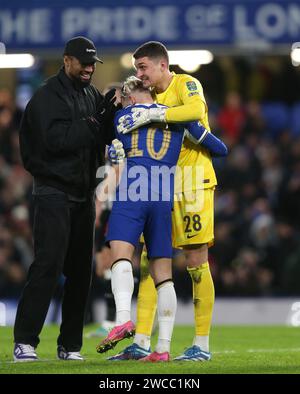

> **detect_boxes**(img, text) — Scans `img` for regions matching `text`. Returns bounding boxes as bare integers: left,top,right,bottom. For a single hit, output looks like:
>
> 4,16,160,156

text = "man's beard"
72,74,92,89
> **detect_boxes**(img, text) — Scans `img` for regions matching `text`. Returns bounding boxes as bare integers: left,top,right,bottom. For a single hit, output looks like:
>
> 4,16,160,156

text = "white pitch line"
1,348,300,365
214,350,236,354
247,348,300,353
0,358,89,365
215,348,300,354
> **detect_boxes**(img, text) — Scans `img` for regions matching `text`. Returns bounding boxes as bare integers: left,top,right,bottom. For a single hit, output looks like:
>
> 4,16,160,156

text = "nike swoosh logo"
186,234,197,239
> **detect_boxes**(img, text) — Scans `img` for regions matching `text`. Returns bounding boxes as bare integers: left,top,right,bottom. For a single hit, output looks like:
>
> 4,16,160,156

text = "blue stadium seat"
290,101,300,137
261,102,289,138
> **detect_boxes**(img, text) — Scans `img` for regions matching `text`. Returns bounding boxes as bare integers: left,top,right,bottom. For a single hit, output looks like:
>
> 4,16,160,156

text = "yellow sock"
136,250,157,336
187,262,215,336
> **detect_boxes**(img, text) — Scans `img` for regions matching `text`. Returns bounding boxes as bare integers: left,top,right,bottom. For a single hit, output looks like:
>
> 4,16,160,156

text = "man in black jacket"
14,36,117,361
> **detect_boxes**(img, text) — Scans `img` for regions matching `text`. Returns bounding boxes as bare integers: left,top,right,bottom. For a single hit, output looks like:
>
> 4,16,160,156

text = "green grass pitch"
1,325,300,374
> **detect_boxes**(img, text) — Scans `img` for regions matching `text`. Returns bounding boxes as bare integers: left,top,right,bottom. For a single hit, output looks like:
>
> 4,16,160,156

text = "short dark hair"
133,41,169,65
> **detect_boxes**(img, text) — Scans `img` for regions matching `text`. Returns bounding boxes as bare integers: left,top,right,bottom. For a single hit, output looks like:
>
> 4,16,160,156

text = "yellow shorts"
172,187,215,248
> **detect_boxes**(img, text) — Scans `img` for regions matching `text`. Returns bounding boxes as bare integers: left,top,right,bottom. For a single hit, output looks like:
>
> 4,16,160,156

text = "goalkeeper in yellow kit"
110,41,220,361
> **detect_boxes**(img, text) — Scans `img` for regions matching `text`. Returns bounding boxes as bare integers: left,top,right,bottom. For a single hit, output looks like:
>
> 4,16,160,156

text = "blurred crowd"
1,57,300,302
0,88,33,299
206,94,300,297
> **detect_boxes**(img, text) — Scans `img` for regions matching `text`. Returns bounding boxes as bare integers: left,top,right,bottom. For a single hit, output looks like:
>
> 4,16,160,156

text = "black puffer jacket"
19,67,114,198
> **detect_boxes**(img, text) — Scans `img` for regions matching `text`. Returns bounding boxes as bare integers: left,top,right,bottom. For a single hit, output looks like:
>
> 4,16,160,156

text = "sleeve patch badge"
188,92,200,97
186,81,198,91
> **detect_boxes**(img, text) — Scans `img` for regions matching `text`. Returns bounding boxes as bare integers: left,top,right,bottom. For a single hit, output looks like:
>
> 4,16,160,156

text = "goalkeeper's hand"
117,107,166,134
107,139,125,164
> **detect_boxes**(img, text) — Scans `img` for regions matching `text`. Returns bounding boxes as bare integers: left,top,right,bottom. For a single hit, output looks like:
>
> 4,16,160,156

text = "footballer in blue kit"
106,100,184,259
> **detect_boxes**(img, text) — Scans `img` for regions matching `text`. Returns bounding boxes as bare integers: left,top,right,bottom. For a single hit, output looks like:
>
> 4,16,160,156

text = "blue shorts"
106,199,172,259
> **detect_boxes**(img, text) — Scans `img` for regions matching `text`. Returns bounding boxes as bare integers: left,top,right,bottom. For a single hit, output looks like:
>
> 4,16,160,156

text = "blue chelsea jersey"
114,104,184,168
114,104,186,200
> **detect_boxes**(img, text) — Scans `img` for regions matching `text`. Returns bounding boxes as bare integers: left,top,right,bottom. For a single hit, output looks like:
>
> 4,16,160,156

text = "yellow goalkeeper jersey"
155,72,217,192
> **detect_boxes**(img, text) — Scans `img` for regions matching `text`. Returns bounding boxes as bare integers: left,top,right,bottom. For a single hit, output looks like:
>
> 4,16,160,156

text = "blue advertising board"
1,1,300,50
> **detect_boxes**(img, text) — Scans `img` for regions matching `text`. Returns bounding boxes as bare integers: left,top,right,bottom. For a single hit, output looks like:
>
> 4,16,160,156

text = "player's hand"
117,107,166,134
107,139,125,164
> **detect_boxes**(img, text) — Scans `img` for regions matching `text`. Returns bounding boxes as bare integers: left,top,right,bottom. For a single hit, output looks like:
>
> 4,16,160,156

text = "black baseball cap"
63,36,103,64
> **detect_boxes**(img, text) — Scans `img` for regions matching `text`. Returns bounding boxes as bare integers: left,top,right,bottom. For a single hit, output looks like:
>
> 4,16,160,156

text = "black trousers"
14,193,95,351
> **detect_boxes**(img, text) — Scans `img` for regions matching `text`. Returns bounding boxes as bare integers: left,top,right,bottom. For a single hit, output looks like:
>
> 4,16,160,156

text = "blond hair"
121,76,153,98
